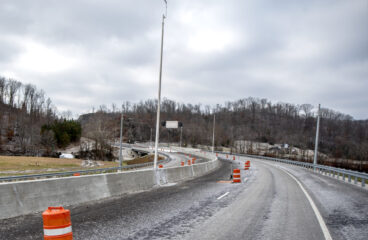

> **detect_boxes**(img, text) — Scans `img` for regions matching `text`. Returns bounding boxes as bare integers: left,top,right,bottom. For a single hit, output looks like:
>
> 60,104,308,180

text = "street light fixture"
153,0,167,169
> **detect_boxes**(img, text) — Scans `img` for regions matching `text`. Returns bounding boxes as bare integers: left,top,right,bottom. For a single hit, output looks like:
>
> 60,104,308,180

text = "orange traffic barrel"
233,169,241,183
42,207,73,240
158,164,163,168
244,161,250,170
192,157,196,164
181,161,184,166
188,160,191,166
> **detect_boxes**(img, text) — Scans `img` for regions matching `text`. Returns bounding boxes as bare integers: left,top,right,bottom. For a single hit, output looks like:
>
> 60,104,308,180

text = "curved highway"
1,156,367,240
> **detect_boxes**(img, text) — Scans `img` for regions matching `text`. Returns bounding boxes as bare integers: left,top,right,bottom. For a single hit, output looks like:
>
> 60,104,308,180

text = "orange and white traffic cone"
232,169,241,183
244,161,250,170
42,207,73,240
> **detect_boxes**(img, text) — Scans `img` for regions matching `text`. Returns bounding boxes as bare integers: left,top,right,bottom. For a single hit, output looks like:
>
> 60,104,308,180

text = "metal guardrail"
0,153,171,182
216,151,368,188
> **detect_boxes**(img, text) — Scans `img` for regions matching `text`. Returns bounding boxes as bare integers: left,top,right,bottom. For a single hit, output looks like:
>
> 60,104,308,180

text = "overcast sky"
0,0,367,119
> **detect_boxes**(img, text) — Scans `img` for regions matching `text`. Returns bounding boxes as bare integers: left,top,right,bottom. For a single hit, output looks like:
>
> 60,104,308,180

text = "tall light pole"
212,114,216,153
154,0,167,169
119,113,124,170
313,104,321,170
180,126,183,149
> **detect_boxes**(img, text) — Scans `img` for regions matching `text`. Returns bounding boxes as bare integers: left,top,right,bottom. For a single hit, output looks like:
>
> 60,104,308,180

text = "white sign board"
166,121,179,129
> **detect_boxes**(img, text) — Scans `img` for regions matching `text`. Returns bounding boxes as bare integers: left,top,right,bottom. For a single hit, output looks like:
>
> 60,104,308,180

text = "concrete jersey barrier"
0,157,220,220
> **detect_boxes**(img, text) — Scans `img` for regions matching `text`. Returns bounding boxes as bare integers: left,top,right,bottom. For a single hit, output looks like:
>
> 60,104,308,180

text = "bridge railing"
216,151,368,188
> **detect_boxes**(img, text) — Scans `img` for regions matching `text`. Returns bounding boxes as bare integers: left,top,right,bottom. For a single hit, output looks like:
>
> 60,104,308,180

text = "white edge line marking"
279,167,333,240
217,192,229,200
243,178,248,182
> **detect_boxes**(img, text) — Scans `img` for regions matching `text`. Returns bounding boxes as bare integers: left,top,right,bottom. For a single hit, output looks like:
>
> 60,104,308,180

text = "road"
1,156,367,240
117,143,199,168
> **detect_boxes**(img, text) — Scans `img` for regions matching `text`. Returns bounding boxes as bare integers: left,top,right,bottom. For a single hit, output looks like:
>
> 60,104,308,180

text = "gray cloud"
0,0,367,119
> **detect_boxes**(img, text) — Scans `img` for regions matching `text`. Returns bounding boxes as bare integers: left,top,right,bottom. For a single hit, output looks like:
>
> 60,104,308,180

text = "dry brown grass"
0,156,118,175
125,154,163,165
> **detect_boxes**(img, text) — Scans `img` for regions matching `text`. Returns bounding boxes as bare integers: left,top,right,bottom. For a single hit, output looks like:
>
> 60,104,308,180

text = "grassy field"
0,156,118,176
0,154,164,177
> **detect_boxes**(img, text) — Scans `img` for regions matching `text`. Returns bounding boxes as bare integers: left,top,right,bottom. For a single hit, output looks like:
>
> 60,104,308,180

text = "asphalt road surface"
1,156,367,240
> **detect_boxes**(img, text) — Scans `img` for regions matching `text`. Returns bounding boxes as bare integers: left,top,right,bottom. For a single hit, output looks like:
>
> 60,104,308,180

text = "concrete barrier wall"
0,158,220,220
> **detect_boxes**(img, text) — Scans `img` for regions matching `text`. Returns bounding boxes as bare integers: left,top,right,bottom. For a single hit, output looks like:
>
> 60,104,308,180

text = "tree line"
1,75,366,171
80,98,368,170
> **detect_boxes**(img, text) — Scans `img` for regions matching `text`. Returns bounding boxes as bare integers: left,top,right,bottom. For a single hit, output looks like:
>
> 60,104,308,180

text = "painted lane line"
279,167,333,240
217,192,229,200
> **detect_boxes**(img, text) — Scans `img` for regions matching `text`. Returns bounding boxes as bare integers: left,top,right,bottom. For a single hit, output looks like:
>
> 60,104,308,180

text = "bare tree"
0,77,6,103
7,79,21,107
300,104,314,118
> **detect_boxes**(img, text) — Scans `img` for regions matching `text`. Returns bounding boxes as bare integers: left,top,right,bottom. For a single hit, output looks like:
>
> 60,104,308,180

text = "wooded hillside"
79,98,368,170
0,76,80,155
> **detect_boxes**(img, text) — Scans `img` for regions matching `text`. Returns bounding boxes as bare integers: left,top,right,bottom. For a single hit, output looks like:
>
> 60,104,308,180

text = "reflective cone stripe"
233,169,241,183
42,207,73,240
44,226,72,237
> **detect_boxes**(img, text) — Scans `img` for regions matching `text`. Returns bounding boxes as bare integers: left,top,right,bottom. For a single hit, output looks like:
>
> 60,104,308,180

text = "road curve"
1,156,367,240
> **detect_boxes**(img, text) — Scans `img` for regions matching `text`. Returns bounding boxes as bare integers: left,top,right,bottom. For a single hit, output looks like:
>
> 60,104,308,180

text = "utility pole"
167,129,170,152
180,126,183,149
313,104,321,170
154,0,167,169
150,128,153,150
212,114,216,153
119,113,124,170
